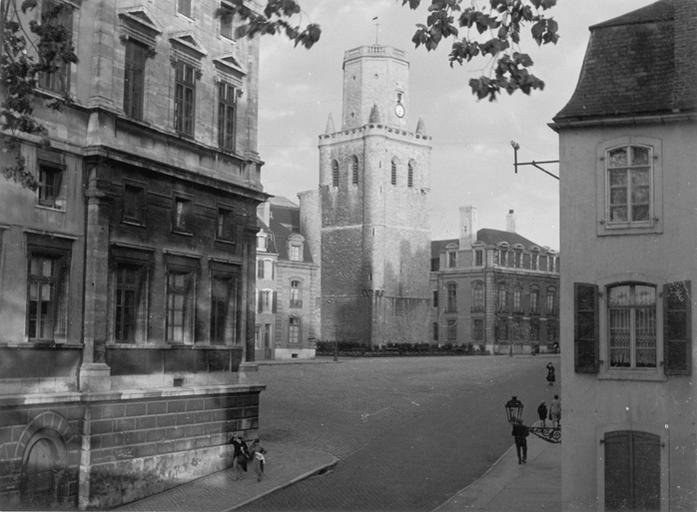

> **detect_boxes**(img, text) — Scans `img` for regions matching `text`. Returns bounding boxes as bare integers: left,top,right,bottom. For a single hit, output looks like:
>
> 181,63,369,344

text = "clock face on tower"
394,103,405,118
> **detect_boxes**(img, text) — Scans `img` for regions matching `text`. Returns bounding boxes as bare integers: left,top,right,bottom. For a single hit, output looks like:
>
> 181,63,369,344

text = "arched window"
331,159,339,187
351,155,359,185
407,160,415,188
391,158,398,185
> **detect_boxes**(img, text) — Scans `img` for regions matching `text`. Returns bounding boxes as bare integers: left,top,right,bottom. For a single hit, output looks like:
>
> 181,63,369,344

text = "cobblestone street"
243,355,560,511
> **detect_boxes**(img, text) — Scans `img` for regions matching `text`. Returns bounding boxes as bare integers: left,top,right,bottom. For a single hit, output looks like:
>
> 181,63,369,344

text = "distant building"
0,1,266,508
430,208,559,354
255,197,320,360
553,0,697,509
303,43,433,347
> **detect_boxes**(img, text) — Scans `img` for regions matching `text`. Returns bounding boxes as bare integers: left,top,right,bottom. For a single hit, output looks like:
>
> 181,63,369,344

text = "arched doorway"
20,430,67,507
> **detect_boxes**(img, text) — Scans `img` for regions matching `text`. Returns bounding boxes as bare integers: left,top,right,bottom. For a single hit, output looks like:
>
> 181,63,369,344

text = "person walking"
229,433,249,480
549,394,561,428
537,402,548,427
546,362,556,386
512,419,529,464
250,439,267,482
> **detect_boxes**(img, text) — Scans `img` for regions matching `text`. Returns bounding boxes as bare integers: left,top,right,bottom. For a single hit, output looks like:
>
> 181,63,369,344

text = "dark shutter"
632,432,661,510
604,431,632,511
574,283,599,373
272,291,277,313
257,291,262,314
664,281,691,376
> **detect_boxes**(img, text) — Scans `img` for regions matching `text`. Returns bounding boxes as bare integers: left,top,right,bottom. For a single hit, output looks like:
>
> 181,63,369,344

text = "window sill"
598,369,666,382
172,229,194,237
598,220,662,237
35,203,66,213
122,219,145,228
215,238,237,246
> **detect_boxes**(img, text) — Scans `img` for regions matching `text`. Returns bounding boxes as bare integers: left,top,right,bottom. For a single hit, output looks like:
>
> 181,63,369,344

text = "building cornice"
549,111,697,132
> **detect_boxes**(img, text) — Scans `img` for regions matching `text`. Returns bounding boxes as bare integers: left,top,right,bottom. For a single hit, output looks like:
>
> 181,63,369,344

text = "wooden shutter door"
605,431,632,511
632,432,661,511
574,283,599,373
664,281,691,375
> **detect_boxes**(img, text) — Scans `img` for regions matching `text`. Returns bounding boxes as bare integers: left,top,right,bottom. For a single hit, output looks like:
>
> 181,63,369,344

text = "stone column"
87,0,117,109
79,166,112,392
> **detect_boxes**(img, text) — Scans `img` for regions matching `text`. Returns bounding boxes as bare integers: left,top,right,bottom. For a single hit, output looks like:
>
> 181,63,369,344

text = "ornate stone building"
305,44,432,347
0,0,265,508
430,207,559,354
254,196,320,360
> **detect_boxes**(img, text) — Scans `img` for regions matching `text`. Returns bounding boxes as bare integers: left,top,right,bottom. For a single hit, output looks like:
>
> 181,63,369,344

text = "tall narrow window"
447,251,457,268
351,156,359,185
123,185,145,224
546,287,556,314
446,282,457,313
174,62,196,137
27,253,68,341
289,317,300,344
608,283,656,368
218,82,237,151
38,1,73,94
123,39,148,120
173,197,192,232
472,319,484,341
217,208,235,241
607,146,651,224
497,285,507,312
166,270,194,343
210,275,238,344
114,264,148,343
432,322,439,341
530,288,539,314
407,161,414,187
37,164,63,209
391,159,397,185
289,280,302,308
471,281,484,312
432,290,438,309
220,10,234,39
446,319,457,342
513,288,522,312
331,160,339,187
475,250,483,267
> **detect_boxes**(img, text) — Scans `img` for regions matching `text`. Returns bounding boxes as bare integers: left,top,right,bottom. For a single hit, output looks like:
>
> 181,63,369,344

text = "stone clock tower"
314,44,432,347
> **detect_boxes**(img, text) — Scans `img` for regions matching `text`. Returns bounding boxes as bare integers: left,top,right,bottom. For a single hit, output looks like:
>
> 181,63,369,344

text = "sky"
257,0,643,250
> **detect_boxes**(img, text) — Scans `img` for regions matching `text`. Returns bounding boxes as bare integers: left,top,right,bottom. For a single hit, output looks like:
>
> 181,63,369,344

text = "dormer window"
257,233,268,251
288,234,304,262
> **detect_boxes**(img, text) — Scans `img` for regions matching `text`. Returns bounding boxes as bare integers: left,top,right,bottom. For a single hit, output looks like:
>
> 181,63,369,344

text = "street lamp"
505,395,561,444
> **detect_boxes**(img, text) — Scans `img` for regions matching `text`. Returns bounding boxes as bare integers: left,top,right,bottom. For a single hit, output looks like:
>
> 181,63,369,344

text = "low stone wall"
0,385,263,510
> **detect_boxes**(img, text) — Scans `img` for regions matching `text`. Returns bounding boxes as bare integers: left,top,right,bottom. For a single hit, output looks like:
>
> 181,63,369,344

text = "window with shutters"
258,289,273,313
123,39,148,120
604,431,661,511
608,283,656,368
574,283,599,373
663,281,691,375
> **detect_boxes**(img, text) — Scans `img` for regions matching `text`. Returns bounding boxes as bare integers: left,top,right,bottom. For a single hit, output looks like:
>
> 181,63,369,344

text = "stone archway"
19,428,68,508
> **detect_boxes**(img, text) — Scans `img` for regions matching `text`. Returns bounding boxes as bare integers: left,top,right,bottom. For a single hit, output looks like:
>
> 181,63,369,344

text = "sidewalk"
114,441,338,512
433,434,561,512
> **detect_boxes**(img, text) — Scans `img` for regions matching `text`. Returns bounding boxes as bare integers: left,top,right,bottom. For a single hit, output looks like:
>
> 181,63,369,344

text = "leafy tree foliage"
1,0,77,188
219,0,559,101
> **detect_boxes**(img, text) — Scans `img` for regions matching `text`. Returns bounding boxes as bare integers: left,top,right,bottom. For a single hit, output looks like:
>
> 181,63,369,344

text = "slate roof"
430,229,549,258
262,197,314,264
554,0,697,123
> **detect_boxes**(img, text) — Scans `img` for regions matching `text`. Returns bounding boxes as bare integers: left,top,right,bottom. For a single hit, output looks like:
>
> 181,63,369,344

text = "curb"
431,444,516,512
225,456,340,511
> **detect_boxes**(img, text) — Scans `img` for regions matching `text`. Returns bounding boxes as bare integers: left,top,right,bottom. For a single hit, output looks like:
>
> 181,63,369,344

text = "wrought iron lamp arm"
511,141,559,180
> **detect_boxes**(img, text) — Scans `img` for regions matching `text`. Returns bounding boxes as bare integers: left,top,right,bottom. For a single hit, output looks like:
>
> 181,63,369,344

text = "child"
250,439,267,482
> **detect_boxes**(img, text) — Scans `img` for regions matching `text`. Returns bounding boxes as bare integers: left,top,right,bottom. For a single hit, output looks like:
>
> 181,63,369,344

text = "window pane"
609,308,631,367
609,169,627,186
631,146,649,166
610,207,628,222
608,148,628,167
610,188,627,205
635,308,656,367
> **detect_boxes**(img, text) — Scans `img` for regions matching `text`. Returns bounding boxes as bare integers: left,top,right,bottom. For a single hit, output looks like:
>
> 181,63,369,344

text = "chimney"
459,206,478,249
257,201,271,227
506,209,516,233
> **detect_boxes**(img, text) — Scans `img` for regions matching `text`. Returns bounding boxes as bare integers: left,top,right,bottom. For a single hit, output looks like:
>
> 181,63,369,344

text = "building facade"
554,1,697,510
0,1,266,509
255,197,320,360
310,44,432,347
430,207,559,354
